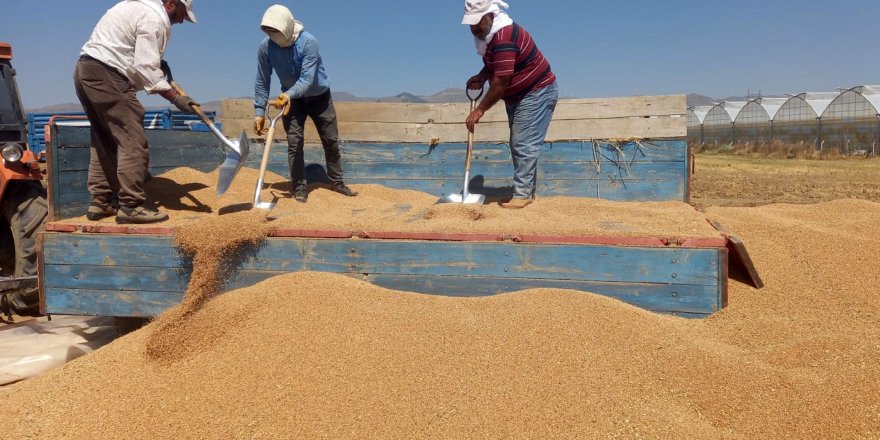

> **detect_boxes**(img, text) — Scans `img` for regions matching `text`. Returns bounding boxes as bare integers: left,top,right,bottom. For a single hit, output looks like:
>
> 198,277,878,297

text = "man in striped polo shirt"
463,0,558,209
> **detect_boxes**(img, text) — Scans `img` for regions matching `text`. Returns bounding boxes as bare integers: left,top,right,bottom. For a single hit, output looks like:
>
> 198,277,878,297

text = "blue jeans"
505,81,558,199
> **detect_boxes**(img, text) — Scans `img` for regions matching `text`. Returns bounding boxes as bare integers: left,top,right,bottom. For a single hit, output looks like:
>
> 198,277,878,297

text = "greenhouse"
688,86,880,155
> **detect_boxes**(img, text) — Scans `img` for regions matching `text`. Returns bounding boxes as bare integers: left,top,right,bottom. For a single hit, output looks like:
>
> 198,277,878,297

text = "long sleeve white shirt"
80,0,172,95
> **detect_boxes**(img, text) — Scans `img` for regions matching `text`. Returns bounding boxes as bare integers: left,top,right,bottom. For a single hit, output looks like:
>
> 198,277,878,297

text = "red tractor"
0,42,48,319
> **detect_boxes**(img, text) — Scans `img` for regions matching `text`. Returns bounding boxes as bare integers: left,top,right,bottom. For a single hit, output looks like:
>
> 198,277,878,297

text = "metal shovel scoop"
438,86,486,205
252,100,290,210
169,81,250,196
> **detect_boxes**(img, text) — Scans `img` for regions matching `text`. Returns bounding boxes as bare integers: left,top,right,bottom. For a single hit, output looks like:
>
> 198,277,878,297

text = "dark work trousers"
73,56,149,208
281,90,344,189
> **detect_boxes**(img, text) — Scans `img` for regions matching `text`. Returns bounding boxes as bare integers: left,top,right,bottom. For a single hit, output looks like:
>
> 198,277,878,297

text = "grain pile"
57,167,723,240
145,210,274,363
3,196,879,438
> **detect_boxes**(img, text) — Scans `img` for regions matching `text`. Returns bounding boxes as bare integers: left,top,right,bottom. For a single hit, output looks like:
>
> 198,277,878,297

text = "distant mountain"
331,91,366,102
423,88,470,103
25,102,84,113
686,94,716,107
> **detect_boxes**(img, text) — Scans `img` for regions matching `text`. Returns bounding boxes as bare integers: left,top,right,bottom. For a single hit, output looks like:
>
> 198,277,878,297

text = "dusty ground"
691,153,880,208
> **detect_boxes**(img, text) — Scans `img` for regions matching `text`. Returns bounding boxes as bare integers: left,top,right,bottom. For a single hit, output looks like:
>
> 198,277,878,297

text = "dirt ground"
691,153,880,208
42,152,879,218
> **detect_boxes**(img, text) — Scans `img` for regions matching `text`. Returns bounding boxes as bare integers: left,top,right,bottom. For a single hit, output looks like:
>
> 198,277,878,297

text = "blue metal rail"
25,109,216,154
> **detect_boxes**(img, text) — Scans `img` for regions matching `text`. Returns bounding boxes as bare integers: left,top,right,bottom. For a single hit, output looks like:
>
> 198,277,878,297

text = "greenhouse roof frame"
688,106,713,124
829,86,880,118
721,101,748,121
689,85,880,127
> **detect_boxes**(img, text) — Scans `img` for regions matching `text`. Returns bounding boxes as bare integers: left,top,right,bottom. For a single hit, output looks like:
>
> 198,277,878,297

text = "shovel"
437,86,486,205
169,81,250,196
252,99,290,210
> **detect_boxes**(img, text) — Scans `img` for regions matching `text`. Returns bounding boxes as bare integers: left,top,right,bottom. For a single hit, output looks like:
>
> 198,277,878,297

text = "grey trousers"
281,90,344,188
73,56,149,208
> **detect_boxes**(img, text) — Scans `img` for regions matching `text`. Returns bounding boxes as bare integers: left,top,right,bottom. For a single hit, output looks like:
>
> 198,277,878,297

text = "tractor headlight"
1,143,24,162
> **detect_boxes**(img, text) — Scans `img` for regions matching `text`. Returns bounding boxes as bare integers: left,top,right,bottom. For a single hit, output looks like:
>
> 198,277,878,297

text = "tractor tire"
0,180,48,316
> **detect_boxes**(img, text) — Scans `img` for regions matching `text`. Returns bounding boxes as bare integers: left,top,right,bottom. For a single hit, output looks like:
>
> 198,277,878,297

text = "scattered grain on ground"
4,199,879,438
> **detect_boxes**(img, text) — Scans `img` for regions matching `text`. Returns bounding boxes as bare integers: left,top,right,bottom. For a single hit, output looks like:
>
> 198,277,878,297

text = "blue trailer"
37,120,759,321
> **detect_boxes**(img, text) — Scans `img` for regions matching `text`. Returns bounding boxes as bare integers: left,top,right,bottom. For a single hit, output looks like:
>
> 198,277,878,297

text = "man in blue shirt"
253,4,356,202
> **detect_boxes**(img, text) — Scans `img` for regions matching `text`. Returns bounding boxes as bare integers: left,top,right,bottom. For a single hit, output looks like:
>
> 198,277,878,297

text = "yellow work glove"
253,116,266,135
272,93,291,115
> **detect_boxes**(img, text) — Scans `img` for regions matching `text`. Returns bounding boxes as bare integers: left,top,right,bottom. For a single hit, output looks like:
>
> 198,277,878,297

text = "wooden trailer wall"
220,95,686,143
39,94,732,319
46,95,689,220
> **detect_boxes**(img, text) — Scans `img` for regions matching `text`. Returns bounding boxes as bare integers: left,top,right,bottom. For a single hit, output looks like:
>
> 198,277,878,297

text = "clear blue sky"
2,0,879,109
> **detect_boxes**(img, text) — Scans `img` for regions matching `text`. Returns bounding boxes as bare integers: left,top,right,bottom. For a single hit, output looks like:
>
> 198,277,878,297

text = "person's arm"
133,18,172,97
254,43,272,117
282,37,320,99
467,67,491,89
130,18,196,112
465,75,510,132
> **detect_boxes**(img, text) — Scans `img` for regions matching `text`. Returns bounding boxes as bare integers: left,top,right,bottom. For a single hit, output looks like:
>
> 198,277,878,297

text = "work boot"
332,183,358,197
293,185,308,203
86,198,119,221
116,205,169,224
500,198,532,209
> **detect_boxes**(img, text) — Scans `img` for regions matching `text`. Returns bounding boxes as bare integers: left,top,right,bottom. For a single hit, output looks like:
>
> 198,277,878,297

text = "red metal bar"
79,224,175,235
359,231,504,242
44,223,78,232
513,235,669,246
271,229,353,239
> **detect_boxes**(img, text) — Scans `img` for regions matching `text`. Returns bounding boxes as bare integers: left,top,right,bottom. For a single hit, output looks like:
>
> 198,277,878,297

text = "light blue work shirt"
254,31,330,117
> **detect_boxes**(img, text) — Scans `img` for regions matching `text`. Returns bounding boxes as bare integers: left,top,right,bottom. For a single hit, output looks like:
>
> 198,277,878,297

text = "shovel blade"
253,201,276,210
437,193,486,205
252,177,276,210
216,131,250,196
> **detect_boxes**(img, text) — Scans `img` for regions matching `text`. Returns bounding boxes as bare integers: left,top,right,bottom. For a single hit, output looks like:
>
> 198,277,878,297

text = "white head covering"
462,0,513,55
461,0,509,25
178,0,197,23
260,4,304,48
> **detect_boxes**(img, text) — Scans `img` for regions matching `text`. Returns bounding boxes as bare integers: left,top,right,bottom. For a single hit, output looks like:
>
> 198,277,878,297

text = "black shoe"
86,199,119,221
116,205,169,224
332,183,358,197
293,187,308,203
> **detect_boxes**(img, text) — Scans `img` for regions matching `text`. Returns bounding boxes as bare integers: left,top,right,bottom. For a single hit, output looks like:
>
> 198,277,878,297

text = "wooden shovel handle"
169,81,213,127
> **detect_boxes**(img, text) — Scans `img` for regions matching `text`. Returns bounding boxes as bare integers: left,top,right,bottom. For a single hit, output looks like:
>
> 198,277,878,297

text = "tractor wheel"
0,180,48,316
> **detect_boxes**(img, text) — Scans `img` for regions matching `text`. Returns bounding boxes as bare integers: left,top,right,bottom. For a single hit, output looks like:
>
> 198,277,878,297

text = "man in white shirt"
75,0,198,224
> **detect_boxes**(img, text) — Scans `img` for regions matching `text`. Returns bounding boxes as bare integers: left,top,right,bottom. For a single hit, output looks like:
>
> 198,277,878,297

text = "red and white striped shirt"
482,22,556,104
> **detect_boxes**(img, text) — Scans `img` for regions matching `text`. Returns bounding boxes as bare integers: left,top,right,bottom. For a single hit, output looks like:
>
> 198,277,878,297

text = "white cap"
179,0,197,23
462,0,508,25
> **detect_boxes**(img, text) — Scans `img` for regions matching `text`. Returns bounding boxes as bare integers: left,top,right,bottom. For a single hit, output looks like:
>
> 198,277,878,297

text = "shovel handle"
464,86,481,178
169,81,214,127
466,85,484,103
254,98,290,202
256,116,278,194
266,99,291,124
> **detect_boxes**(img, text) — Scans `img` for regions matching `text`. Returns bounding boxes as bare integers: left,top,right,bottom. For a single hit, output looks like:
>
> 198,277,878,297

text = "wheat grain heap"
57,167,723,240
3,167,878,438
